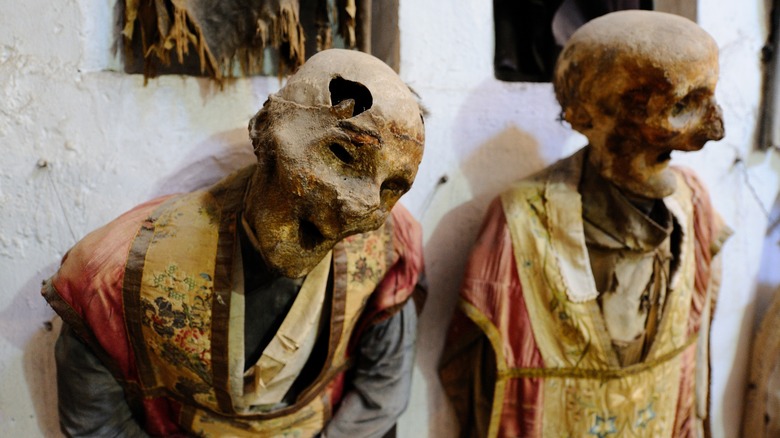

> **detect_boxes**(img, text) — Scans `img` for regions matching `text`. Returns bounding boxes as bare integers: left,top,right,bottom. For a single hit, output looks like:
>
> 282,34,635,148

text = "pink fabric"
461,199,543,370
672,344,699,437
676,168,717,337
459,198,544,438
673,168,721,437
52,195,175,383
51,194,183,436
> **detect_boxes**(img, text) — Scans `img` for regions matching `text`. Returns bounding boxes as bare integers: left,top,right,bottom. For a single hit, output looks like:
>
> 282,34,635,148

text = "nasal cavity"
330,77,373,117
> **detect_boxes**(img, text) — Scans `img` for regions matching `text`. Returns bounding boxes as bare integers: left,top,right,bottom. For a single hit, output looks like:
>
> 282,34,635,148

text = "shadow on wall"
738,194,780,434
415,82,549,437
752,195,780,329
24,317,63,437
719,294,755,435
14,127,256,437
1,263,64,436
150,127,257,197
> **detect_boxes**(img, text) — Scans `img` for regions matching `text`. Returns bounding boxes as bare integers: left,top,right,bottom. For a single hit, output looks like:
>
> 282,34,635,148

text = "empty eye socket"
672,89,709,117
671,95,697,116
329,143,354,164
671,100,688,116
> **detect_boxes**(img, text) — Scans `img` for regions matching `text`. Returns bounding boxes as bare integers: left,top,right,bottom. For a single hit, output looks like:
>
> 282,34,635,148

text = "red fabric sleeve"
444,198,544,438
460,198,543,370
49,195,176,381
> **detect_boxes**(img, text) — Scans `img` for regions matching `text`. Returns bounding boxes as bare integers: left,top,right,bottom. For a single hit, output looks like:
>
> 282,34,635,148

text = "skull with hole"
245,49,425,278
554,10,724,199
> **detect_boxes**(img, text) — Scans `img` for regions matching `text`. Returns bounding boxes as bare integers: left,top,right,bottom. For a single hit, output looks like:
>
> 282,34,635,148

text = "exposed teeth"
298,219,325,250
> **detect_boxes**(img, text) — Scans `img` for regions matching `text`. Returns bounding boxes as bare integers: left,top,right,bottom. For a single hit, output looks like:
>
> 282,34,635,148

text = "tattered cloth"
122,0,360,81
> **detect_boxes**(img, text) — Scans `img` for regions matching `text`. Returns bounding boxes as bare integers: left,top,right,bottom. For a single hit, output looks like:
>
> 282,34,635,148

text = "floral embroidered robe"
43,165,423,437
440,149,729,438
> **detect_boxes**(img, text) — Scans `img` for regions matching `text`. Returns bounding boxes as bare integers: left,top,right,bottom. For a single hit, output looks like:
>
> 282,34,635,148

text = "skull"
244,49,425,278
554,10,724,199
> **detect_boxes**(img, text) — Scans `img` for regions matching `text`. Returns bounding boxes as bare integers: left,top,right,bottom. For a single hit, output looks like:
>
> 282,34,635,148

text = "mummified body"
440,11,730,437
44,49,425,437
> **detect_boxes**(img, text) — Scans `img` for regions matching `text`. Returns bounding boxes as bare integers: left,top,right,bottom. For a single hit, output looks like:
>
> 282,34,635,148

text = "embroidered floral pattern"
588,415,617,438
362,235,379,258
351,256,376,284
636,403,656,428
552,373,670,436
346,232,384,284
142,264,214,387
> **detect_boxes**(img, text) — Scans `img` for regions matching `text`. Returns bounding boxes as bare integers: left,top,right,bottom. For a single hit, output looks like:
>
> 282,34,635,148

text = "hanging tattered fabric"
122,0,363,82
337,0,373,53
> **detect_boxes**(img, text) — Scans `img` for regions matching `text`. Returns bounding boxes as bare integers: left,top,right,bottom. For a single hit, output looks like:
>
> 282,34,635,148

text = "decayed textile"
122,0,362,81
440,148,730,438
579,156,675,367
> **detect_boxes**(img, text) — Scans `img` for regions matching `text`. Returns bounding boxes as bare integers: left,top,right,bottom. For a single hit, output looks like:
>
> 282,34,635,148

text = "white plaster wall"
0,1,777,437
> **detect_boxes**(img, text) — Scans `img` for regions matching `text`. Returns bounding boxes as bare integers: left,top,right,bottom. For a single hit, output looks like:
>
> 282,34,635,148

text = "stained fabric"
579,154,676,366
122,0,361,81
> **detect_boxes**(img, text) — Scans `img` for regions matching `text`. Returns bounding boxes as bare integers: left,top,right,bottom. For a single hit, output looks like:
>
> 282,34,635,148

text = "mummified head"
246,49,425,278
554,10,724,199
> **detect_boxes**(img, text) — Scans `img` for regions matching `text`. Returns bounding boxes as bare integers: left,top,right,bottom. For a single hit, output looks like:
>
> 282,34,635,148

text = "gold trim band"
499,334,697,380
